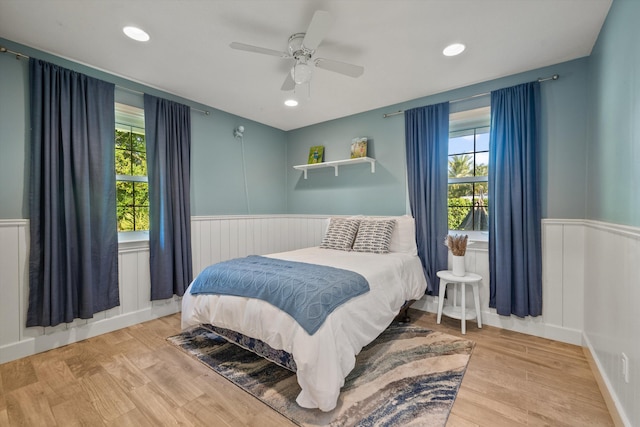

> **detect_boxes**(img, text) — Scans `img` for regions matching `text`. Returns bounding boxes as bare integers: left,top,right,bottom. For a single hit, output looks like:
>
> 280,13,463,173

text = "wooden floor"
0,310,614,426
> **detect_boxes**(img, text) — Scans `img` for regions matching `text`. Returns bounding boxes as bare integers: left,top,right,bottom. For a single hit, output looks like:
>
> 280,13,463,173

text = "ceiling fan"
230,10,364,91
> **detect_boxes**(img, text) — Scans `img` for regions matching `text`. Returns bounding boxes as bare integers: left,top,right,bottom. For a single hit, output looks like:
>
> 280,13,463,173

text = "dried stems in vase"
444,234,468,256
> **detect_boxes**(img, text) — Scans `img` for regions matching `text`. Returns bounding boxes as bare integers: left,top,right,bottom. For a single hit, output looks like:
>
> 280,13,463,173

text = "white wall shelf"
293,157,376,179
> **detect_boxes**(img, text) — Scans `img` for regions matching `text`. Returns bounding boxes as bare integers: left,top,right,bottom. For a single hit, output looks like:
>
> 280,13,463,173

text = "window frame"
447,107,490,243
115,103,149,242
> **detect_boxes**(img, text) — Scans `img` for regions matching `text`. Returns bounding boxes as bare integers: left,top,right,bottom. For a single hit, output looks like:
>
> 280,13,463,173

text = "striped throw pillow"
352,219,396,254
320,218,361,251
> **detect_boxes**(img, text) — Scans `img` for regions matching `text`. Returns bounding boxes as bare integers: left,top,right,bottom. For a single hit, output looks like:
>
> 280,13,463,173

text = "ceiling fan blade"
302,10,332,50
314,58,364,78
281,72,295,91
229,42,290,58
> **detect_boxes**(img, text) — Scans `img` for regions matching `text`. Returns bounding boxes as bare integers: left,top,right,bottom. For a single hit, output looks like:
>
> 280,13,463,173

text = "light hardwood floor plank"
455,387,529,425
51,395,107,427
101,353,151,391
5,382,58,426
79,371,137,421
105,407,157,427
0,358,38,393
141,347,206,408
125,382,197,426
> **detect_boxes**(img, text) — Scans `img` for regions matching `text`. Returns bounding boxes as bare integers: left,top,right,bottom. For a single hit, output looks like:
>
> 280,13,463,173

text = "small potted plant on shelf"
444,234,468,276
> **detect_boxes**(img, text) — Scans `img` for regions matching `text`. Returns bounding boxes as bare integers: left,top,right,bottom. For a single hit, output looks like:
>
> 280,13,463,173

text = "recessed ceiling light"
443,43,465,57
284,99,298,107
123,26,150,42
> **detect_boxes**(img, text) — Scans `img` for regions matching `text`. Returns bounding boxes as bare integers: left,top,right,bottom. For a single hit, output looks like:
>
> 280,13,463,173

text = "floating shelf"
293,157,376,179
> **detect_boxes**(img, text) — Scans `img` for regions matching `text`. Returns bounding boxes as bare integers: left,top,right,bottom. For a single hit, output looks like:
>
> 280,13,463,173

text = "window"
115,103,149,234
448,107,490,236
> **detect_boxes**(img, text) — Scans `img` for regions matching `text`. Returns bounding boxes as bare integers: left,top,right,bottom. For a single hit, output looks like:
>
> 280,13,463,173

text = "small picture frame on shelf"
350,137,367,159
308,145,324,164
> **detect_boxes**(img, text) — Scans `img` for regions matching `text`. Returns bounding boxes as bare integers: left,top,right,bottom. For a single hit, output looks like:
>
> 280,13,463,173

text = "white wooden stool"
436,270,482,334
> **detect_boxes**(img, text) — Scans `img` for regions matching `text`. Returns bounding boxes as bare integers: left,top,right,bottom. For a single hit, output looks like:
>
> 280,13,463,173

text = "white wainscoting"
0,217,614,358
0,220,181,364
0,215,328,364
191,215,328,276
412,219,586,345
582,220,639,427
0,216,587,364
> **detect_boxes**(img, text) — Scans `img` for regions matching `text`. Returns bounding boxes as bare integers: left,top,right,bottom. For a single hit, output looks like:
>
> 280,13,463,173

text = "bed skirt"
198,300,416,375
199,324,298,372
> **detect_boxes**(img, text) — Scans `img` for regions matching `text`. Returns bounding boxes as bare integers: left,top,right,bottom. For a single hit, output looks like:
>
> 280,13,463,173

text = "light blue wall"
0,48,29,218
286,111,409,216
586,0,640,227
1,36,593,221
190,109,287,215
287,58,590,220
0,38,287,219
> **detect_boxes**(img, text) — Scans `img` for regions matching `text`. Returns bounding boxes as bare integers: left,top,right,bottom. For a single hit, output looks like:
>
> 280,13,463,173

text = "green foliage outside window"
116,126,149,232
448,197,473,229
116,129,147,176
447,148,489,231
448,196,489,230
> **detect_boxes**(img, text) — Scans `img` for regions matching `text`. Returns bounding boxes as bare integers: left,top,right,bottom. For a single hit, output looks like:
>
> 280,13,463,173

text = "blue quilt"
189,256,370,335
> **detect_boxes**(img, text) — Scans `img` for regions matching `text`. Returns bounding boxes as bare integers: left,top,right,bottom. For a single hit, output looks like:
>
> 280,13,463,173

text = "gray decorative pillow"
320,218,361,251
352,219,396,254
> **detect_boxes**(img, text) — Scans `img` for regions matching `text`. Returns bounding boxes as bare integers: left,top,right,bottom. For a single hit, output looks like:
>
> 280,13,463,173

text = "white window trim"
116,174,148,183
118,230,150,244
450,230,489,244
448,176,488,184
116,103,148,242
448,107,490,241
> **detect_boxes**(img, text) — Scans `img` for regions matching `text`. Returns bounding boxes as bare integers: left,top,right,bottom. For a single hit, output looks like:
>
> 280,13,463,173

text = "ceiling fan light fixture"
284,99,299,107
292,62,313,84
123,26,150,42
229,10,364,93
443,43,465,57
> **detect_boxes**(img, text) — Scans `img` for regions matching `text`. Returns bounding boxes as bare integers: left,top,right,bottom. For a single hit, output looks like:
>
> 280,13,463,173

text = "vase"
452,255,466,277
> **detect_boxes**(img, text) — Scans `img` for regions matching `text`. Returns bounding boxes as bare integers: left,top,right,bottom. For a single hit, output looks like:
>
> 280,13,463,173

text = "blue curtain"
404,103,449,295
27,59,118,327
489,82,542,317
144,94,193,300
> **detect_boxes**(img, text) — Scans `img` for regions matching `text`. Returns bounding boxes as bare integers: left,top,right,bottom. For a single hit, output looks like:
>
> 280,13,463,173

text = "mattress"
181,246,428,411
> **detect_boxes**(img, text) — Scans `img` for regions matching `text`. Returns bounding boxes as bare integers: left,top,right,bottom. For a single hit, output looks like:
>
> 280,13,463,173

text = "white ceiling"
0,0,611,131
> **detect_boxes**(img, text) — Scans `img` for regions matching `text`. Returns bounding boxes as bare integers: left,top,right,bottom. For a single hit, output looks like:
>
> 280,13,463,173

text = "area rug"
168,323,474,426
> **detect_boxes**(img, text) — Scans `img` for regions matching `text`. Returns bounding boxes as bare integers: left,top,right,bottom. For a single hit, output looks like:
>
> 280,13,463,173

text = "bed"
181,215,428,412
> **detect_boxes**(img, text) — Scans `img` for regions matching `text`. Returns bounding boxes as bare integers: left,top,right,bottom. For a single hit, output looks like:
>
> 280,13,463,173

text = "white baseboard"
411,295,583,345
583,334,631,427
0,302,180,364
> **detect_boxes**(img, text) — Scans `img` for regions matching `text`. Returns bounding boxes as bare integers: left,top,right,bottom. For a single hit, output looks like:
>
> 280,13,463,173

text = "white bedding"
181,246,428,411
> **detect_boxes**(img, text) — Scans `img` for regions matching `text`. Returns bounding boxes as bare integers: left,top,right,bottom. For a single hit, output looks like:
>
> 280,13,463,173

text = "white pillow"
388,215,418,255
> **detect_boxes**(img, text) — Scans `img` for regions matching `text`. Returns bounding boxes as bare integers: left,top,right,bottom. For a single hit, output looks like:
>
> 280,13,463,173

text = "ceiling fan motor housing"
288,33,314,84
288,33,314,60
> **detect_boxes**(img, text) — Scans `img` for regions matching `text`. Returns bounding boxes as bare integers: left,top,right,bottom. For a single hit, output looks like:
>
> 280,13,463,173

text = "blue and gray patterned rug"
168,323,474,426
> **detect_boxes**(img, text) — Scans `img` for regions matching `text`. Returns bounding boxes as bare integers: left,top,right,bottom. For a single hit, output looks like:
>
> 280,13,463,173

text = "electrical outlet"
621,353,630,384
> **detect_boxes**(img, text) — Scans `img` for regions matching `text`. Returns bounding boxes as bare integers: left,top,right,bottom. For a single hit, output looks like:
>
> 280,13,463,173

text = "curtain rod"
116,86,210,115
0,46,29,60
1,45,210,115
382,74,560,118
